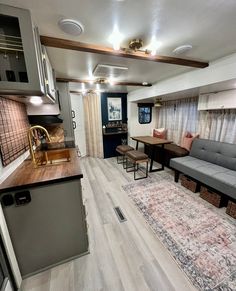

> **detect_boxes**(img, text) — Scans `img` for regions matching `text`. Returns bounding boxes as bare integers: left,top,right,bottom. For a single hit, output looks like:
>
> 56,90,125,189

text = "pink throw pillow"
181,132,199,151
153,128,167,139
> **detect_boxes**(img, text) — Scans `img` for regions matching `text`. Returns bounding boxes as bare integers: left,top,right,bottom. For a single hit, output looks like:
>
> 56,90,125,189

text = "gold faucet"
28,125,51,167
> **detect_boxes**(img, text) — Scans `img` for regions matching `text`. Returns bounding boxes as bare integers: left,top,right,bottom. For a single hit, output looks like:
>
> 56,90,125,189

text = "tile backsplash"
0,97,29,167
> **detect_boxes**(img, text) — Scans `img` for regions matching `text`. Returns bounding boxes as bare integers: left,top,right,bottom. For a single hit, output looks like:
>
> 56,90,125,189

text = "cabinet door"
0,4,44,95
42,46,57,102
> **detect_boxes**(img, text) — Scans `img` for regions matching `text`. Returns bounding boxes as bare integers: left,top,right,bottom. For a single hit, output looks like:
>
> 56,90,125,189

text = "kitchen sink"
35,143,71,166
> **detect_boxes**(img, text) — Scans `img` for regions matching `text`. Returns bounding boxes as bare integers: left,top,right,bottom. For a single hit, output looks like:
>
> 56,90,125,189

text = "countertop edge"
0,173,83,194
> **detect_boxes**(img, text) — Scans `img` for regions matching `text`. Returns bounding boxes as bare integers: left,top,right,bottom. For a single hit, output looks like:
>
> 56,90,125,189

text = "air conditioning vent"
93,64,128,78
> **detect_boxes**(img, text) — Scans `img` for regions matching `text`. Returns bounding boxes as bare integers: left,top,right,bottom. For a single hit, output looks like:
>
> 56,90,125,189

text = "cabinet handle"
73,121,76,129
71,110,75,118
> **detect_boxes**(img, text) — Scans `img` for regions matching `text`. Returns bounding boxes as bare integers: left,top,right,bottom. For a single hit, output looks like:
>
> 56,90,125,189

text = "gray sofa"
170,138,236,200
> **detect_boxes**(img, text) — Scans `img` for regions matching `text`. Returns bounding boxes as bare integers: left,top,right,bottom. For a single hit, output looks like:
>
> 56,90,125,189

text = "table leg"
149,145,155,172
135,141,139,150
149,144,165,172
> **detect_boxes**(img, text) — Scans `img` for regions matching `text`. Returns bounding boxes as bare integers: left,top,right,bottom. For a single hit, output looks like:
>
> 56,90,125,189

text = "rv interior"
0,1,236,290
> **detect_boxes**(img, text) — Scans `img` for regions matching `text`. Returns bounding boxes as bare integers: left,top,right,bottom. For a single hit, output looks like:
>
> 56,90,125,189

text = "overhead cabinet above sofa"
0,4,56,103
198,89,236,110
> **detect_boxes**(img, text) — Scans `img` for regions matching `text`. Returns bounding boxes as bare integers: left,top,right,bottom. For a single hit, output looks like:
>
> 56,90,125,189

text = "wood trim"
41,35,209,68
57,77,152,87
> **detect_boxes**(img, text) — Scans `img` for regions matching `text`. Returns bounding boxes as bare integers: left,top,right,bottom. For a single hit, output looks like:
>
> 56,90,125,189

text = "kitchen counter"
0,148,83,194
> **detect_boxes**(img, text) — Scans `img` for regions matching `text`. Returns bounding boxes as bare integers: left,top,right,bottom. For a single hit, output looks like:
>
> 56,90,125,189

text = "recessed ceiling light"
30,97,43,105
173,44,192,55
58,18,84,36
81,83,86,94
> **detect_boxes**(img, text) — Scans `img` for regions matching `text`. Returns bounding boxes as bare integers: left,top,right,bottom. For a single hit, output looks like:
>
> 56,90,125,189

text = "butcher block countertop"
0,149,83,194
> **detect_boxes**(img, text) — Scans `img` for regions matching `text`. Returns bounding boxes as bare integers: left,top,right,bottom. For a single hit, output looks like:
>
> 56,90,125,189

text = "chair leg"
117,154,124,164
134,161,148,180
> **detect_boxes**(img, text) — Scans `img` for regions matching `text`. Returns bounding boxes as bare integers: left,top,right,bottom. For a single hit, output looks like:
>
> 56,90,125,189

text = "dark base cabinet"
103,133,128,158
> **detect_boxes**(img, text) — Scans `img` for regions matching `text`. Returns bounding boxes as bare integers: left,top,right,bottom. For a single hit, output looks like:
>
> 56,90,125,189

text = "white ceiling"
2,0,236,92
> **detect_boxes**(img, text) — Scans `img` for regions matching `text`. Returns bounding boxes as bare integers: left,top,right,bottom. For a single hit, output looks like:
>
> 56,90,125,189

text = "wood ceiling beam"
41,35,209,69
56,77,152,87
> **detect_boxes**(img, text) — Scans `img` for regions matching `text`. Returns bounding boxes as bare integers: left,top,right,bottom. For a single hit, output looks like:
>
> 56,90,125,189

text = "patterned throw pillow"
181,132,199,151
153,128,167,139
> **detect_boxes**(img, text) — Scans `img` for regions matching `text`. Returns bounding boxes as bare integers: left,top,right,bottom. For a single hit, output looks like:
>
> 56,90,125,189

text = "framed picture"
107,97,122,121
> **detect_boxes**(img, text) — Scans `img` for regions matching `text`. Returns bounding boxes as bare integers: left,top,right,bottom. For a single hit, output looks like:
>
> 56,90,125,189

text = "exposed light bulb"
108,26,123,51
81,83,86,94
147,37,162,56
96,83,100,92
108,77,115,86
30,96,43,105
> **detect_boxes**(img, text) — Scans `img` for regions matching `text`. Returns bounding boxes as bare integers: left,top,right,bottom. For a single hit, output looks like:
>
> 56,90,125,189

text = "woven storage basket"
200,186,227,208
181,175,200,193
226,201,236,218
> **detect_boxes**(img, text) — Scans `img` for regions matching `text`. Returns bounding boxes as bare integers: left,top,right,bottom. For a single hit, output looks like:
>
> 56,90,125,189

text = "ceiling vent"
93,64,128,78
58,18,84,36
173,44,192,55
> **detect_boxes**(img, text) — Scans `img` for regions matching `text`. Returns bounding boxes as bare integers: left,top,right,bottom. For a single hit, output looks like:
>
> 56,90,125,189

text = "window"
138,104,153,124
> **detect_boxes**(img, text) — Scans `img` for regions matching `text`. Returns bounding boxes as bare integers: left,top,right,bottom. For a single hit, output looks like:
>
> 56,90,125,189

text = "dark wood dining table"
131,136,172,172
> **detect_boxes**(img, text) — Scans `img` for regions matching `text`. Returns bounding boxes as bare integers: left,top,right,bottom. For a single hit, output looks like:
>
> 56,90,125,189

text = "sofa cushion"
164,144,189,157
153,128,167,139
190,139,236,171
170,156,236,199
181,132,199,151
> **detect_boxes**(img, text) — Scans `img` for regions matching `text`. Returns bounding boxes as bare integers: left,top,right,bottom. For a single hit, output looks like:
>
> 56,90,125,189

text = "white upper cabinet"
0,4,56,103
198,90,236,110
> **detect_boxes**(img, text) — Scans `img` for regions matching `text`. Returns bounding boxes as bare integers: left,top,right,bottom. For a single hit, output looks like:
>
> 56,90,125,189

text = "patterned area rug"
122,171,236,291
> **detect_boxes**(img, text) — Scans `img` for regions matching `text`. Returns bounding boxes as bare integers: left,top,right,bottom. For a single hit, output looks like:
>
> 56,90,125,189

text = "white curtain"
198,110,236,143
83,91,104,158
156,97,198,145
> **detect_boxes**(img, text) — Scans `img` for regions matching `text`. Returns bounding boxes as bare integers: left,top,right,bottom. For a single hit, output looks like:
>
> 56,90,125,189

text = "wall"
0,151,29,184
70,93,87,157
101,93,128,158
128,102,157,149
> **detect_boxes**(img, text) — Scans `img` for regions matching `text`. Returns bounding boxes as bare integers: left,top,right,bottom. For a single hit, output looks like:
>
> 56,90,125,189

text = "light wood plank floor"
21,157,197,291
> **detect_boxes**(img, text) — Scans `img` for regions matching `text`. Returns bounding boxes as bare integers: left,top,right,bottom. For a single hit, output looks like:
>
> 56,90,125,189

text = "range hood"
27,102,62,124
28,115,63,125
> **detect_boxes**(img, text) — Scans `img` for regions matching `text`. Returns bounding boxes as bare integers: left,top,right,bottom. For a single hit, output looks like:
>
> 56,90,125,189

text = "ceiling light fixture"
147,37,162,56
96,83,100,92
114,37,161,56
108,26,123,51
108,78,115,86
128,39,143,51
81,83,86,94
30,96,43,105
154,98,162,107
